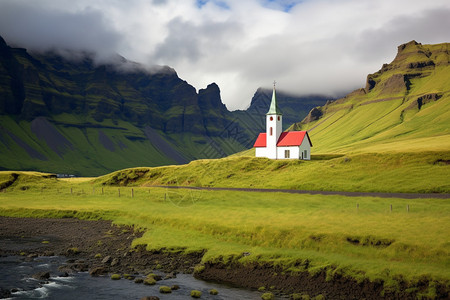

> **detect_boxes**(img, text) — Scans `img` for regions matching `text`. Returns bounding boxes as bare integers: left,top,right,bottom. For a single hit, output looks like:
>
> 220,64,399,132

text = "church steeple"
266,81,282,115
265,81,282,159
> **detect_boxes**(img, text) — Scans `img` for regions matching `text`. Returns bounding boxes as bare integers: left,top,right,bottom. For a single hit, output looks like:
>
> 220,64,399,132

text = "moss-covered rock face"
0,34,330,176
209,289,218,295
159,286,172,294
143,278,156,285
110,274,121,280
190,290,202,298
261,292,274,300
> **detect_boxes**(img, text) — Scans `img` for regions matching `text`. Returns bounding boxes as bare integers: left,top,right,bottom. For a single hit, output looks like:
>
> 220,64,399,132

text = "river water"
0,255,270,299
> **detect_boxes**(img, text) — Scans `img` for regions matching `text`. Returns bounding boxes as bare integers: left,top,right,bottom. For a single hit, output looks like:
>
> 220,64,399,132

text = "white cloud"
0,0,449,110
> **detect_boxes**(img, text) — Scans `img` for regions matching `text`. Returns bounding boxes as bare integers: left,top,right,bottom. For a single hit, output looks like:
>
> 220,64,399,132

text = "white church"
253,83,312,160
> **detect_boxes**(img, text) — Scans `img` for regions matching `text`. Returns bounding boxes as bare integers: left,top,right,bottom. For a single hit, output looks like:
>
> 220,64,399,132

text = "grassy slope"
0,172,448,296
96,152,450,193
292,42,450,154
0,115,177,176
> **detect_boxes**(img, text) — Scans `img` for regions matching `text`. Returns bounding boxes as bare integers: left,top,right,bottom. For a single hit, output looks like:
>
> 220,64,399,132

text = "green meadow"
1,41,449,297
0,171,449,296
96,151,450,193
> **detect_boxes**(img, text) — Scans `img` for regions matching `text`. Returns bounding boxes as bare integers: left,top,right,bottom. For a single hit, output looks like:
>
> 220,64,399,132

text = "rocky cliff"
0,35,328,175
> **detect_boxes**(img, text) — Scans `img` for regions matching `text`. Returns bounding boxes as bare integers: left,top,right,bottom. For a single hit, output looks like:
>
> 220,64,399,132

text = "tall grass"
0,173,449,287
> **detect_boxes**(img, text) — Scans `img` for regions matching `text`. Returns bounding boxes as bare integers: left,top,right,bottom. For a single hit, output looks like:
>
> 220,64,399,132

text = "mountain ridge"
290,40,450,154
0,35,328,175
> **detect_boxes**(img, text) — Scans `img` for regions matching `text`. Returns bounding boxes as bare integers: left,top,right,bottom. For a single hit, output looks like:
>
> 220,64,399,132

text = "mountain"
0,35,327,175
289,40,450,154
244,88,331,131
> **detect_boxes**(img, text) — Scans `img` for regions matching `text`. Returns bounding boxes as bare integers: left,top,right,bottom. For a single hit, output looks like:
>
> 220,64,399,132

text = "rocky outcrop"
297,40,450,135
365,75,377,93
32,271,50,280
380,74,407,94
246,88,330,131
405,93,443,111
303,107,323,123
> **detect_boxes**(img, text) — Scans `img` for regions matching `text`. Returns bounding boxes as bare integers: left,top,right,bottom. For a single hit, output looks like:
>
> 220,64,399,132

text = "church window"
270,116,273,121
304,150,307,158
278,116,280,121
285,150,290,158
270,127,273,136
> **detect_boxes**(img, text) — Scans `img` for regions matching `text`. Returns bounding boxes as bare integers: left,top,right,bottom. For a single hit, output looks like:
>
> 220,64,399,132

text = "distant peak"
398,40,421,52
0,35,7,48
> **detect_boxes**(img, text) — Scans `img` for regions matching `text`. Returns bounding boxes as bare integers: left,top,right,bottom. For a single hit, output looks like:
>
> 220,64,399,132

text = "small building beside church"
253,84,312,160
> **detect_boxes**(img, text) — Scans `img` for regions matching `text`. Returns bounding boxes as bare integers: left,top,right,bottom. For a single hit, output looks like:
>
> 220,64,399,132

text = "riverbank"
1,216,448,299
0,216,203,299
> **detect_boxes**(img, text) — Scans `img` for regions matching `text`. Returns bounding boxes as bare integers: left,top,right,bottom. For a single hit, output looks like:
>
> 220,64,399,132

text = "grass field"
95,150,450,193
0,171,449,296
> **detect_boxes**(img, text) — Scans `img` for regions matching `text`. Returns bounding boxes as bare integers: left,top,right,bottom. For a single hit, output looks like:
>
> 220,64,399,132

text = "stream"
0,255,272,299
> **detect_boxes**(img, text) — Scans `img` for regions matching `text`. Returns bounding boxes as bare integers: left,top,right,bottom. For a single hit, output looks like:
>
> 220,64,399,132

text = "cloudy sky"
1,0,449,110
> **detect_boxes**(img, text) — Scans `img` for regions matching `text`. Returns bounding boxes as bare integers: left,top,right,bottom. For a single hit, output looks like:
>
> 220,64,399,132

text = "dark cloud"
0,1,122,61
0,0,449,109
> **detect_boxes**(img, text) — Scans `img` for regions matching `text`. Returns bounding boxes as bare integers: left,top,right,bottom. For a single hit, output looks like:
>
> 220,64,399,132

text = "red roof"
253,131,312,147
253,133,267,147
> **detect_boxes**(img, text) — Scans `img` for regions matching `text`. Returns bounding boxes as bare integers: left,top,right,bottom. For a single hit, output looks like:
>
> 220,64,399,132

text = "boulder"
190,290,202,298
32,271,50,280
101,255,111,264
0,288,11,298
89,267,107,277
134,278,144,284
159,286,172,294
165,272,177,279
110,258,119,267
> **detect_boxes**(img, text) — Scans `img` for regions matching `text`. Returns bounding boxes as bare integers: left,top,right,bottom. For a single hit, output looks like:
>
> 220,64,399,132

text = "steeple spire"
266,80,282,115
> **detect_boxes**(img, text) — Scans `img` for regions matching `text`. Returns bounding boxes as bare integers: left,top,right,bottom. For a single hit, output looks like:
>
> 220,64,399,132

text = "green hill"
0,35,328,176
91,41,450,194
289,41,450,154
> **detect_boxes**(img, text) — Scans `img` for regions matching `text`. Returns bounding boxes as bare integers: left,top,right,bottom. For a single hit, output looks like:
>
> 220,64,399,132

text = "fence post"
102,187,104,195
71,188,73,194
131,188,134,198
356,203,359,212
390,204,392,212
407,204,410,212
118,188,120,197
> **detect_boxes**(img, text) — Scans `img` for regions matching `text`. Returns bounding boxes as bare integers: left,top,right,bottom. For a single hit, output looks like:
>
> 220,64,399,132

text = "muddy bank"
0,216,202,276
195,261,449,300
1,217,448,299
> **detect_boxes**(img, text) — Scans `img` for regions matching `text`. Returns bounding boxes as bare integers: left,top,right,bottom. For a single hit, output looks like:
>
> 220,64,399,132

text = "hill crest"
291,40,450,153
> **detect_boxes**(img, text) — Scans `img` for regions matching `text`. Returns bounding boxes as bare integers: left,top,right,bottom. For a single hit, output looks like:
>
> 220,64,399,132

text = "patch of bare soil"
0,216,202,276
196,261,449,300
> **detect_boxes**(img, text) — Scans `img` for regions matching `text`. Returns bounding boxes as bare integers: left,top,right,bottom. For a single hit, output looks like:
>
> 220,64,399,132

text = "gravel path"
159,185,450,199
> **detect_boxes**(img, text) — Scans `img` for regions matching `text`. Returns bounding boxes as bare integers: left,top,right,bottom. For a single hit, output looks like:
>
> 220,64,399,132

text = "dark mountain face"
0,35,330,175
245,88,331,131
